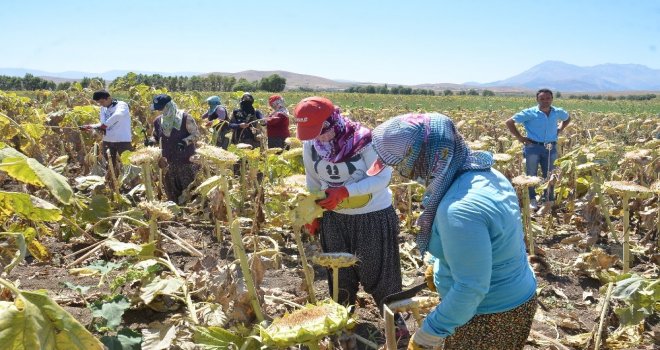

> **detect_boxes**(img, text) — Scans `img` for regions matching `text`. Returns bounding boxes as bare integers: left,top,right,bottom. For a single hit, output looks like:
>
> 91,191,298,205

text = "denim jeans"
523,143,557,201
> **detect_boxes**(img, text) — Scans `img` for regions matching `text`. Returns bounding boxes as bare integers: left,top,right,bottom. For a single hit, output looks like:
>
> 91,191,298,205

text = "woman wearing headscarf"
201,95,230,150
367,113,537,350
294,96,408,338
229,92,263,148
151,94,200,204
264,95,290,149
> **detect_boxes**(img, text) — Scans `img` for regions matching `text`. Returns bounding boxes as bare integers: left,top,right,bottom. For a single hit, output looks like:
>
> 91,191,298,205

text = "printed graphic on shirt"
311,147,372,209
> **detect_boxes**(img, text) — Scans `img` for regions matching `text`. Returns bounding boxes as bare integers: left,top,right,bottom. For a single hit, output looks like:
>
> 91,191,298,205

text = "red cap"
268,95,282,106
366,157,387,176
293,96,334,140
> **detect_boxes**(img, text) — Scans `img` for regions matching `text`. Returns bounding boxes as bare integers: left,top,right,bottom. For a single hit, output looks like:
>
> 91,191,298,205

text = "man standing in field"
505,89,570,209
83,90,133,171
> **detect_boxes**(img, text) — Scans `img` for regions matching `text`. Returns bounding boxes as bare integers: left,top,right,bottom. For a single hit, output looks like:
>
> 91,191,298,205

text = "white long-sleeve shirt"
100,101,132,142
303,141,393,215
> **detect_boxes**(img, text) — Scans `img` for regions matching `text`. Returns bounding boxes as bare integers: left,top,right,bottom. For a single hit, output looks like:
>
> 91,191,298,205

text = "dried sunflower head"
511,175,542,187
129,146,161,166
288,191,326,229
138,201,174,220
260,300,352,348
282,174,308,189
623,149,651,163
575,162,601,173
282,148,303,161
493,153,512,163
195,144,239,167
236,143,254,150
312,253,359,269
650,180,660,194
387,296,439,314
603,181,653,198
285,137,302,149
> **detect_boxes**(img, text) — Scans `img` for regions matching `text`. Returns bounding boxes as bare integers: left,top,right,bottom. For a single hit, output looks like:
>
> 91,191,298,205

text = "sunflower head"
260,300,353,348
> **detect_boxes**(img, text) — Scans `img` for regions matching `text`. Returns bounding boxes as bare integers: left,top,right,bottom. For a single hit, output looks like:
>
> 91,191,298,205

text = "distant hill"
2,62,659,92
482,61,660,92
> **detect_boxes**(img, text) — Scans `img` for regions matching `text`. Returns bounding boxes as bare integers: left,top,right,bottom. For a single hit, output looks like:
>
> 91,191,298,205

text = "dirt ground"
8,205,659,350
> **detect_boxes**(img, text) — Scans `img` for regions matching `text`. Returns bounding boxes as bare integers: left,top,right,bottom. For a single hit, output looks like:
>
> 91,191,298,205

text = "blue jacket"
421,169,537,337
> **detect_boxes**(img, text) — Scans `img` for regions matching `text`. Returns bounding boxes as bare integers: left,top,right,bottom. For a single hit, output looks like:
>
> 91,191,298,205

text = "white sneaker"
529,198,538,210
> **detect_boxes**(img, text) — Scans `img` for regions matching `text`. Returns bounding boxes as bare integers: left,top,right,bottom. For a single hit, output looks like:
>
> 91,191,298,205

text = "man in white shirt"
83,90,133,170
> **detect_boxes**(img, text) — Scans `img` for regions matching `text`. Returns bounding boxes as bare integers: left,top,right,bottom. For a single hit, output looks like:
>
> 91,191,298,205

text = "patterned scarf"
371,113,494,255
313,108,372,163
270,97,289,115
161,101,185,137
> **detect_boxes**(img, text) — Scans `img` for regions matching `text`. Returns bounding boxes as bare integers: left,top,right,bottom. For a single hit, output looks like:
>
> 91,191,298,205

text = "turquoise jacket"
421,169,537,337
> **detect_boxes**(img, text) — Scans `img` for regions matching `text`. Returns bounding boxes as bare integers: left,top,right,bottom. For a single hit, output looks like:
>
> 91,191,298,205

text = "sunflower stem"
592,171,617,243
141,163,154,201
622,192,630,273
521,189,534,255
293,225,317,303
230,219,265,321
332,267,339,303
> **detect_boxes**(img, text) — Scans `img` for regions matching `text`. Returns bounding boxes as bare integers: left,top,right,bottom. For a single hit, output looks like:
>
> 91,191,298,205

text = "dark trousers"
319,206,402,309
102,141,133,170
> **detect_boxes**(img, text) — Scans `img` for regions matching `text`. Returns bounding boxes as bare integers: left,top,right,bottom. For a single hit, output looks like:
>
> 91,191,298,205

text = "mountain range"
1,61,659,92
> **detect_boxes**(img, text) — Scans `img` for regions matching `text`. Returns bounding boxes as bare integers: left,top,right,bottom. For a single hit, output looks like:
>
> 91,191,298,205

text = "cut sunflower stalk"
129,146,161,201
138,200,173,246
194,145,239,241
512,175,542,255
577,162,617,243
603,181,653,273
229,219,265,322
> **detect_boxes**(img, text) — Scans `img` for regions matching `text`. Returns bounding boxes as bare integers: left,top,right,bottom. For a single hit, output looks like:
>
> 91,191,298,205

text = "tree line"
0,73,286,92
344,85,499,97
0,74,109,91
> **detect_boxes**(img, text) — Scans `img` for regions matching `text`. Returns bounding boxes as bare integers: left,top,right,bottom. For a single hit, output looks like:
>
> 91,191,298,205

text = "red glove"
316,186,349,211
304,218,320,236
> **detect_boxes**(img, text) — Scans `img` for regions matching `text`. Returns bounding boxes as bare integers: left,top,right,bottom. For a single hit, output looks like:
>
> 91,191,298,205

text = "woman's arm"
344,146,392,196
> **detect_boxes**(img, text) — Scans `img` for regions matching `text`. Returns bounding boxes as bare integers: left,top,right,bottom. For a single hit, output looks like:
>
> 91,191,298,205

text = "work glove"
304,218,320,236
424,265,436,292
176,141,187,151
407,328,444,350
316,186,349,211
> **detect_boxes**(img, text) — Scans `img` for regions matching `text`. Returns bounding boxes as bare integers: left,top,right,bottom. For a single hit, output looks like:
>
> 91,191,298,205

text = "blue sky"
1,0,658,85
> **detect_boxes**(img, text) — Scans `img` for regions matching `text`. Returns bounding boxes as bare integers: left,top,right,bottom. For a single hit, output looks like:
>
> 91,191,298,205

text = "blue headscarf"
206,96,222,116
371,113,494,256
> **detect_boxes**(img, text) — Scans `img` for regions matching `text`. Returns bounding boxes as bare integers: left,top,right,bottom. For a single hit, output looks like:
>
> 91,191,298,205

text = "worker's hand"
519,137,532,145
304,218,320,236
158,156,168,169
316,186,349,211
205,120,214,127
408,329,444,350
424,265,436,292
144,137,156,147
98,124,108,130
177,141,187,151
